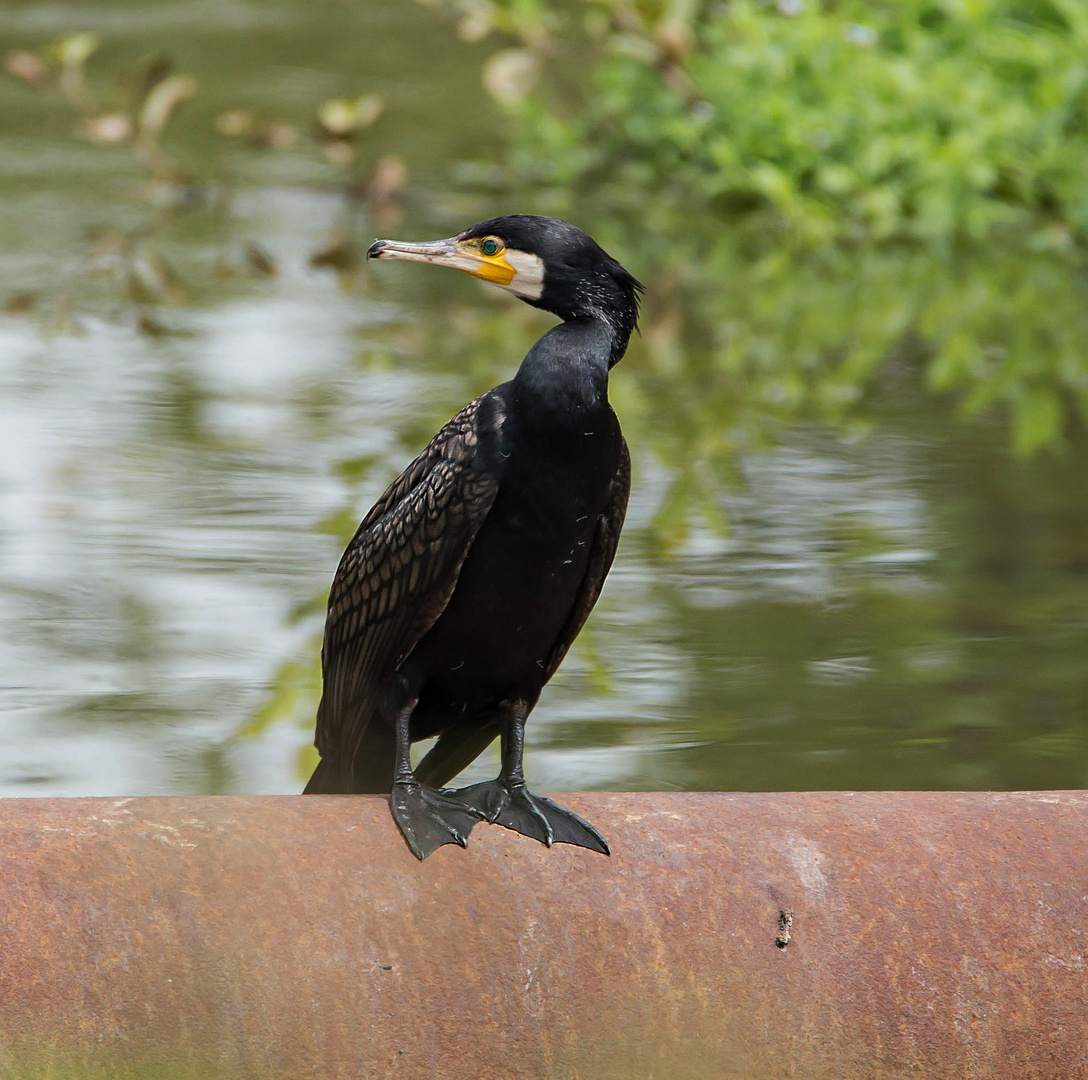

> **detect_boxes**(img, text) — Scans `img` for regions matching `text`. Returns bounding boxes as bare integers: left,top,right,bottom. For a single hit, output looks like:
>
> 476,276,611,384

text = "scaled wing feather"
314,396,501,775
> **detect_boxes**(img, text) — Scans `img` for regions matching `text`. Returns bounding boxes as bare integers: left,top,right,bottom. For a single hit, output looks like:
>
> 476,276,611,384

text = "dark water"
1,0,1086,796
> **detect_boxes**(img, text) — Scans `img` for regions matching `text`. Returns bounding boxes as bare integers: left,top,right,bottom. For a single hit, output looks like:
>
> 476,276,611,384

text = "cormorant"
304,215,641,860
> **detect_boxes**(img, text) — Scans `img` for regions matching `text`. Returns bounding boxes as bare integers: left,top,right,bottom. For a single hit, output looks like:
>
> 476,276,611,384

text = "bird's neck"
512,317,614,418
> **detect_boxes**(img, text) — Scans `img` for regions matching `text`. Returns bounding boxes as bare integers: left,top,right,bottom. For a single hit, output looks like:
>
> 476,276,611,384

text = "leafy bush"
461,0,1088,246
428,0,1088,454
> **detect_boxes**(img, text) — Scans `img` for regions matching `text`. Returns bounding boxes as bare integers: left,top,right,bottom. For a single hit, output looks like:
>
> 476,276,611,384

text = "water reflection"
0,188,374,794
2,0,1087,796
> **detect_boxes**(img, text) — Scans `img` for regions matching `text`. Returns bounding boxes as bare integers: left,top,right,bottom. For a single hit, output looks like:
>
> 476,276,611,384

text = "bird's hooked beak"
366,236,516,287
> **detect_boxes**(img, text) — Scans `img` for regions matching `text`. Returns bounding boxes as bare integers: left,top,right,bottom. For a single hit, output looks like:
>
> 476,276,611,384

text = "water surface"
2,0,1086,796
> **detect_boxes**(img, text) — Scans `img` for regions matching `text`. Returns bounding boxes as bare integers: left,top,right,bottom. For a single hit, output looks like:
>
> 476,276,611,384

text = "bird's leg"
388,696,483,860
455,700,610,855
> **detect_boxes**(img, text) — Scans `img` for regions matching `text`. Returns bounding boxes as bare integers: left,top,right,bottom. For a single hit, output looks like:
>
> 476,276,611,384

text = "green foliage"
424,0,1088,455
473,0,1088,246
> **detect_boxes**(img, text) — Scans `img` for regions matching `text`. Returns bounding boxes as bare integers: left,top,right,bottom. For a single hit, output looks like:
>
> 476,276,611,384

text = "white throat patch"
501,249,545,301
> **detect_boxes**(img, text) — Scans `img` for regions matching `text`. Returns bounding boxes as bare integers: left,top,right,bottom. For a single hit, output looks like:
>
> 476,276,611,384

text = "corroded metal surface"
0,792,1086,1079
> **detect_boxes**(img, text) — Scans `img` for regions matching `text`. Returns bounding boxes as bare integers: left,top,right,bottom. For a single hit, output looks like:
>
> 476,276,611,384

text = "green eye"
481,237,502,256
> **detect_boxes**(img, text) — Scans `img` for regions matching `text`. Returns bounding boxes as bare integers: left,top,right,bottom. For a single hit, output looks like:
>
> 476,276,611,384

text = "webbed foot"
389,781,483,860
454,780,609,855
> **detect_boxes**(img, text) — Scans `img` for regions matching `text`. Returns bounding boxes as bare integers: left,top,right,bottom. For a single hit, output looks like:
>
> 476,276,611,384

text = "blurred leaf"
135,54,173,106
369,154,408,202
296,741,320,783
310,236,359,272
334,454,381,483
4,292,36,315
129,241,183,304
80,112,133,145
482,48,540,103
137,74,197,140
648,468,697,557
252,122,297,150
53,32,98,69
317,507,365,544
1013,385,1063,455
458,0,497,42
239,657,320,738
136,313,175,337
53,31,99,110
244,242,277,277
4,50,48,86
316,93,383,136
321,139,354,166
369,154,408,230
216,108,253,136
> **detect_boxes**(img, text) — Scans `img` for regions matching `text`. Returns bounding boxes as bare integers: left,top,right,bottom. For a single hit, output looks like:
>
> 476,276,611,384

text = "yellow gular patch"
460,252,516,287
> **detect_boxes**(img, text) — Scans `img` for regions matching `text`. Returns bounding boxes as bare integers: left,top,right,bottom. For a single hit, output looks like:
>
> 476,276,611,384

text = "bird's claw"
454,780,610,855
389,781,483,860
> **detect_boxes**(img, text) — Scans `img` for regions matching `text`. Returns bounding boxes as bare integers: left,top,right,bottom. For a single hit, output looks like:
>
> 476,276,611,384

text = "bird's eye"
481,237,502,256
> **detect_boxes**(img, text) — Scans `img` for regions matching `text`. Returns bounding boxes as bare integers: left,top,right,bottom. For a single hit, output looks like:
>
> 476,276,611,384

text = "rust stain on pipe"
0,791,1085,1079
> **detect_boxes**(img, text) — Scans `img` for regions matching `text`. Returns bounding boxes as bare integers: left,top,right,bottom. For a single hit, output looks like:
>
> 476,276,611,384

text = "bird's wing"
315,395,502,774
542,435,631,684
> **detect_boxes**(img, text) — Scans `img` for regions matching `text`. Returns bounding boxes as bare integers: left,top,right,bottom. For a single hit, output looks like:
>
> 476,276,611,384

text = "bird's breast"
405,413,621,714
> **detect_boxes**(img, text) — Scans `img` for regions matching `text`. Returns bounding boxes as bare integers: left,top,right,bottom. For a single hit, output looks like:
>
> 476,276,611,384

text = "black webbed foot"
454,780,610,855
389,781,484,860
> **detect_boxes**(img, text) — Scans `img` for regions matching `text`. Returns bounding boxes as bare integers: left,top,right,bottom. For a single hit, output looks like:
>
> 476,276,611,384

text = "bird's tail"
303,725,397,794
303,755,345,794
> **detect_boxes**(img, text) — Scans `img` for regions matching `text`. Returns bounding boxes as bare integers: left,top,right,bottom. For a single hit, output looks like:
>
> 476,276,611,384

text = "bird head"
367,215,642,363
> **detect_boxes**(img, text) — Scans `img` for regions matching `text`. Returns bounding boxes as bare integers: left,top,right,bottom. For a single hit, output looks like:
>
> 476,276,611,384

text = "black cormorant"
304,215,641,860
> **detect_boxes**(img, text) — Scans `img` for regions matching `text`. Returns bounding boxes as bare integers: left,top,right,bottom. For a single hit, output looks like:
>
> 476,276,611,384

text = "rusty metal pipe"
0,792,1085,1079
